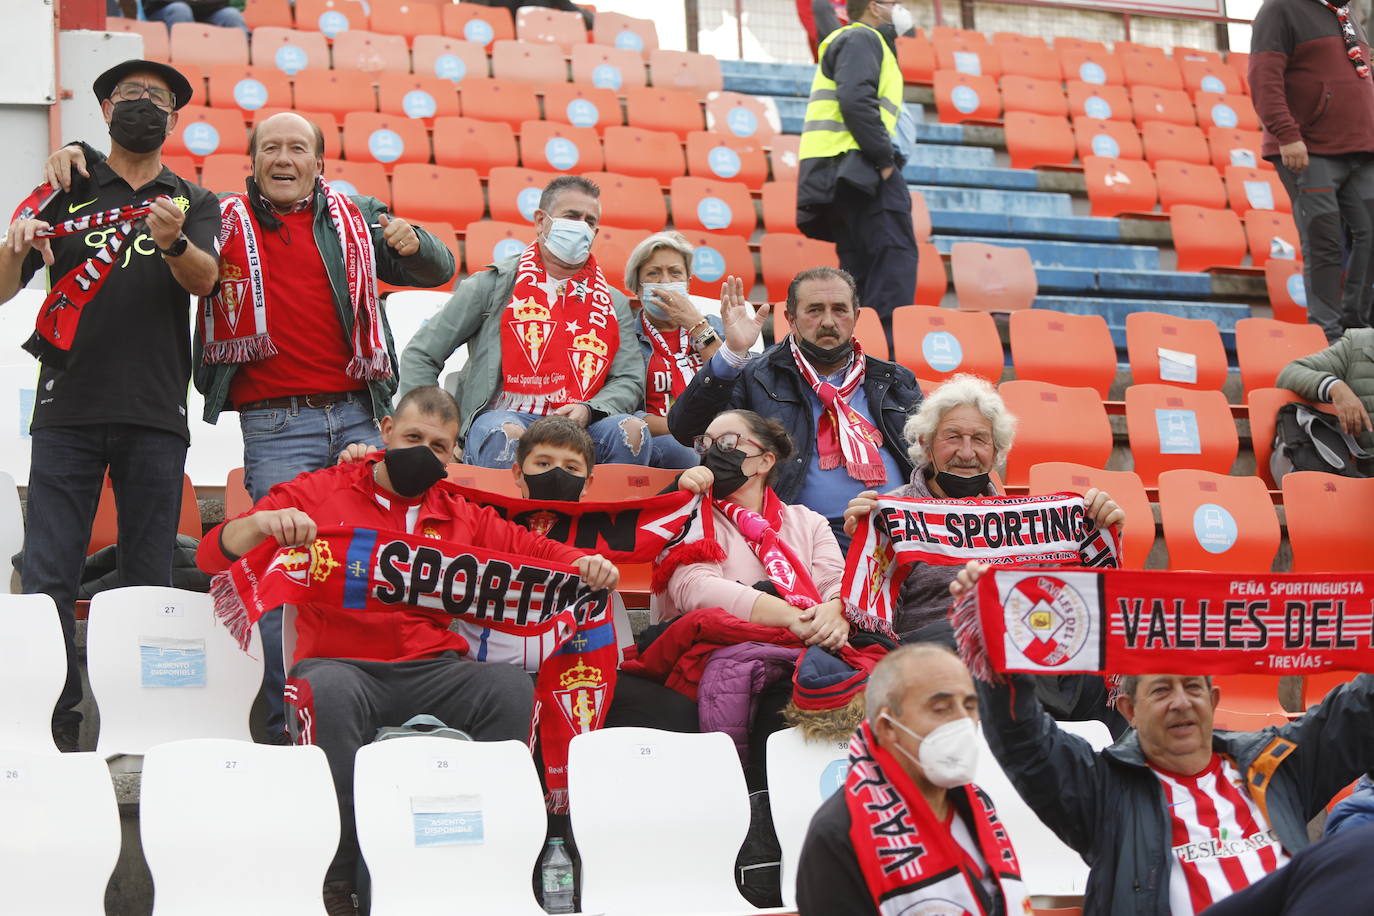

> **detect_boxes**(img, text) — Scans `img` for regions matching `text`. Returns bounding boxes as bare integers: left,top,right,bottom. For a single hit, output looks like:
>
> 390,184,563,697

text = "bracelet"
686,317,710,335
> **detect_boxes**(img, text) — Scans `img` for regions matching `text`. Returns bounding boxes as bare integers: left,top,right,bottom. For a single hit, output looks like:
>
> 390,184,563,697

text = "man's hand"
720,274,769,355
145,197,186,251
44,144,88,192
842,489,881,536
1331,381,1373,437
254,508,318,548
948,560,990,601
677,465,714,494
574,554,620,591
1082,487,1125,532
3,217,53,266
553,403,591,427
795,598,850,650
1279,140,1309,173
336,442,375,464
379,213,420,257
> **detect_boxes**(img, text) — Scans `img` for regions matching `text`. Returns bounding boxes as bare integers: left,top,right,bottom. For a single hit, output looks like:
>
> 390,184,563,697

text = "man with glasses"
0,59,219,752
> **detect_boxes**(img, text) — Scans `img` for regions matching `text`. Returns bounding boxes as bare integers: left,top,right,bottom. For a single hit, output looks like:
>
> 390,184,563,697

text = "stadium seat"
1131,85,1196,127
761,181,798,233
668,177,757,237
579,465,681,502
1121,50,1183,90
445,462,522,497
1282,472,1374,572
199,153,252,193
1264,258,1308,324
997,41,1060,81
206,65,291,117
951,242,1036,311
1003,111,1075,169
491,38,567,84
895,34,936,83
518,120,604,174
1299,670,1359,708
0,472,19,596
163,154,199,180
1234,316,1328,394
342,112,430,168
571,44,648,92
891,306,1003,382
457,77,541,131
594,12,658,57
1244,209,1302,267
1175,46,1224,65
582,170,667,232
1248,387,1321,488
141,740,339,911
386,291,466,373
911,190,933,242
249,26,329,77
1158,470,1279,572
1124,384,1239,485
765,728,853,908
1211,675,1291,730
1082,156,1157,217
332,29,410,73
704,91,780,146
1195,92,1260,132
915,241,948,306
378,73,462,122
1224,165,1287,213
367,0,441,40
625,87,705,137
650,49,724,93
933,70,1000,123
432,116,518,174
676,231,755,297
685,131,768,188
1009,308,1116,397
515,5,588,54
0,594,64,751
1141,120,1209,167
412,36,489,85
442,2,514,48
1066,80,1132,122
602,125,686,183
1072,116,1143,160
164,105,248,160
1058,47,1124,86
999,74,1067,117
542,83,622,133
0,748,121,912
251,106,340,159
587,226,643,294
1055,37,1109,57
999,380,1112,487
293,69,377,119
1207,125,1266,170
106,17,170,62
1155,160,1227,211
487,166,560,224
225,467,252,520
1169,205,1247,272
170,22,249,68
391,164,484,229
1126,311,1228,390
1181,58,1241,96
1027,462,1153,568
769,136,799,183
295,0,368,37
934,32,999,78
992,31,1049,50
87,472,202,556
464,219,537,269
760,234,838,302
322,159,389,199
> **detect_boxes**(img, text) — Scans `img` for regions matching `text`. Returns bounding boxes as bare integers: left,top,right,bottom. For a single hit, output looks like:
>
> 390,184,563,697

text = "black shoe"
53,721,80,753
322,880,358,916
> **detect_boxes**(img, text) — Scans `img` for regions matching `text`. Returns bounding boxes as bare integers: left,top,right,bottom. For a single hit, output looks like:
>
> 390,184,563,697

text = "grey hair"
904,373,1017,469
1118,674,1213,702
864,643,962,727
623,230,694,296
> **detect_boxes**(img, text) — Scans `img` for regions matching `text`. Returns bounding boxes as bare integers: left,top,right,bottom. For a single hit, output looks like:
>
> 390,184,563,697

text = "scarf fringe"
652,540,727,593
347,351,392,381
209,572,254,652
951,591,1001,685
204,335,279,365
843,602,896,639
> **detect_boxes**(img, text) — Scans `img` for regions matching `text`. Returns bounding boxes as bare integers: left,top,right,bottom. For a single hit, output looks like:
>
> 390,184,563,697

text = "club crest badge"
1002,574,1091,668
569,328,610,399
553,660,606,734
510,298,555,371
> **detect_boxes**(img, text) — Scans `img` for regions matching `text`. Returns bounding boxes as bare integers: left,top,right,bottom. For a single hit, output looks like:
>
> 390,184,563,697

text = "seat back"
765,727,852,907
1065,81,1131,122
1246,386,1326,488
649,49,724,94
1081,156,1157,217
322,159,390,200
602,125,686,183
580,465,683,502
759,234,839,303
486,166,560,225
293,69,377,118
1009,308,1116,397
895,34,936,83
593,12,658,57
1196,92,1260,132
225,467,253,519
1207,125,1265,171
584,171,667,233
0,594,64,751
1157,470,1279,572
997,40,1060,81
432,117,518,174
1059,47,1124,86
199,153,253,193
458,77,541,131
377,73,462,123
915,241,948,306
1234,317,1327,394
1282,472,1374,572
1181,58,1241,95
391,164,484,228
1003,111,1075,170
463,219,537,270
1263,259,1308,324
1169,204,1247,272
518,120,604,175
1130,85,1195,127
170,22,249,68
164,105,248,160
999,381,1112,488
1244,209,1301,268
445,463,523,498
342,112,432,169
1224,165,1287,214
1125,310,1228,390
1122,49,1182,90
1123,384,1239,485
411,35,488,85
206,65,292,115
542,83,623,134
1211,674,1289,730
1142,121,1210,167
515,5,588,54
703,91,780,146
107,16,171,61
571,44,648,91
951,242,1037,312
625,87,705,138
686,130,769,188
932,70,1001,123
442,2,514,48
1072,117,1143,161
1028,462,1154,568
296,0,369,36
999,74,1067,117
331,30,411,74
891,306,1004,382
250,26,330,77
368,0,441,40
491,38,568,84
676,231,756,297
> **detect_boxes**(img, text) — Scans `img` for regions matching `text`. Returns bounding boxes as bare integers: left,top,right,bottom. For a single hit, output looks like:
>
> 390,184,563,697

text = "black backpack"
1270,402,1372,483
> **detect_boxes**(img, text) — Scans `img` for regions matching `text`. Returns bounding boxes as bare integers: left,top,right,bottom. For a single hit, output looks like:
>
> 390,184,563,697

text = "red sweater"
197,456,586,664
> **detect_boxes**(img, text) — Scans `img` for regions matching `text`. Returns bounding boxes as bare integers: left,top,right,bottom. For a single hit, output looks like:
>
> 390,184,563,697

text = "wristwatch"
158,233,189,258
693,327,721,350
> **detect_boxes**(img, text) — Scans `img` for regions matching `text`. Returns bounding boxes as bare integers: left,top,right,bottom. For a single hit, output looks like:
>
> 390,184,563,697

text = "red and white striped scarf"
714,489,822,609
789,336,887,485
641,313,702,417
1312,0,1371,78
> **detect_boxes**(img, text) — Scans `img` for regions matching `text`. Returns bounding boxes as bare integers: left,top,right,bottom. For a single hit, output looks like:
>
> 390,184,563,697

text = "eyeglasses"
111,81,176,111
692,432,764,456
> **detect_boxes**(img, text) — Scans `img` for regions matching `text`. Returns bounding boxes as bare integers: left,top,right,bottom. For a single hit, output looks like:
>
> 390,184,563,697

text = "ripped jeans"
464,409,652,468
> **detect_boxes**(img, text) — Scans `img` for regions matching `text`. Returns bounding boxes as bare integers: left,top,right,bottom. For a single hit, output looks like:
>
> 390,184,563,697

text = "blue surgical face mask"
542,217,595,265
640,281,690,321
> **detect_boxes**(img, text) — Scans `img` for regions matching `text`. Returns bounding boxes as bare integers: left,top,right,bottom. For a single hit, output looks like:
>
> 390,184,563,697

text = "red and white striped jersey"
1149,754,1291,916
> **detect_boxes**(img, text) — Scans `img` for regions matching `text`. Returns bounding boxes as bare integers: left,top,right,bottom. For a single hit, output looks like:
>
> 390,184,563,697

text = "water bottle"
540,836,575,914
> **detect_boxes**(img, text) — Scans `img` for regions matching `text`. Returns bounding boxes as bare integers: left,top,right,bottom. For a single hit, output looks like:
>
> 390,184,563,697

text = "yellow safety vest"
799,21,904,161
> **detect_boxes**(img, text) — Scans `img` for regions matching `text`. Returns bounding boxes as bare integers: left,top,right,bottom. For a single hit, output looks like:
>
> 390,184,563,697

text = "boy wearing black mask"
511,415,596,503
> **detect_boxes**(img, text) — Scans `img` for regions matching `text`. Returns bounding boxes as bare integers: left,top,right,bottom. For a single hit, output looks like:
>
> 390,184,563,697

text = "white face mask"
890,3,914,35
639,281,690,320
542,217,595,265
882,712,980,788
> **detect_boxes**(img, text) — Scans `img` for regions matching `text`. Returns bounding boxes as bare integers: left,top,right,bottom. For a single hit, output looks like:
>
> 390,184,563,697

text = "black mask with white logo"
524,466,586,502
382,446,446,498
108,99,169,154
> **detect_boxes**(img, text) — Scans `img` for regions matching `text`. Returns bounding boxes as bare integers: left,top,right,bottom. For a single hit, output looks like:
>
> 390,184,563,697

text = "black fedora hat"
92,58,195,110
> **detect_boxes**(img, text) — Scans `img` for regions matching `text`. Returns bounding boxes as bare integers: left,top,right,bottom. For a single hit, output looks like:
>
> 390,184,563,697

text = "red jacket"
198,455,586,664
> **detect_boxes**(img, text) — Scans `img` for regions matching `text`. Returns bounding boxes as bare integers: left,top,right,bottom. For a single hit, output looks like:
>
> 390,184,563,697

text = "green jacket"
1274,327,1374,463
397,254,645,445
194,189,455,422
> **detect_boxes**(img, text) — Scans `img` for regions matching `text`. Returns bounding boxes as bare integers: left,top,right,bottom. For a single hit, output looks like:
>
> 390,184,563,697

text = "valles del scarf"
1312,1,1371,78
641,312,702,417
953,567,1374,683
845,720,1029,916
842,493,1122,636
714,489,822,609
201,180,390,380
496,242,619,415
12,182,156,367
790,336,887,485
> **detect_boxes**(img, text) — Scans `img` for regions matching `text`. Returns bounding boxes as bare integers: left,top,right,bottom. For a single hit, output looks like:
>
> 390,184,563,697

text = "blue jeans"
147,2,249,34
23,424,188,737
240,394,381,739
464,409,651,468
642,414,699,470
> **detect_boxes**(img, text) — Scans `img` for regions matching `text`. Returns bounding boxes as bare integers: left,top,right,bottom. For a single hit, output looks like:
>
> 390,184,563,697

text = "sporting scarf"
951,567,1374,684
844,720,1030,916
641,312,702,417
496,242,619,415
713,489,822,609
841,493,1122,637
1312,0,1371,78
789,336,886,485
201,180,390,379
11,182,156,367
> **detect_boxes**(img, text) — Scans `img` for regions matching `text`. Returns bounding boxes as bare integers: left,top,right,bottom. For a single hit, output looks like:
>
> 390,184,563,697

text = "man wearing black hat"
0,59,219,752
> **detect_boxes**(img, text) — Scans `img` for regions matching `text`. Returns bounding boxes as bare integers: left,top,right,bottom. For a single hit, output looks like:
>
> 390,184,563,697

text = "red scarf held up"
641,312,702,417
713,488,822,610
788,336,887,485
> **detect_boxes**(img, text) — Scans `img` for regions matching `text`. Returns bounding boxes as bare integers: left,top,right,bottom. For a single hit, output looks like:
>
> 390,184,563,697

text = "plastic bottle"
540,836,575,914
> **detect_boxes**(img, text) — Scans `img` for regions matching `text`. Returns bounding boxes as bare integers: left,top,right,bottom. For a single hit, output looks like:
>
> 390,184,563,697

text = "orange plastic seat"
934,35,1000,79
295,0,369,37
1073,117,1143,160
1207,126,1267,171
322,159,389,200
515,6,588,54
571,45,648,92
1054,38,1109,57
441,2,514,48
198,153,252,193
1224,165,1288,213
911,191,932,242
579,465,679,502
518,120,604,174
367,0,440,40
293,69,376,119
1009,309,1117,397
541,83,622,133
206,65,291,116
1264,258,1308,324
1141,120,1209,167
378,73,462,123
997,41,1060,81
412,36,489,85
704,92,780,146
676,231,755,297
588,225,645,294
1066,81,1132,122
582,171,667,232
1126,311,1229,390
1004,112,1075,170
1181,59,1241,96
891,306,1003,382
951,242,1036,311
249,27,329,76
224,466,253,519
649,49,724,93
1131,85,1196,127
1195,92,1260,132
774,307,888,359
486,166,560,224
915,242,947,306
668,177,757,238
1211,675,1290,730
625,87,704,138
999,75,1067,117
1027,462,1153,568
592,12,658,58
602,126,686,183
162,155,198,181
1169,205,1247,272
1245,210,1302,268
1058,48,1124,86
1175,46,1224,65
342,112,429,168
1299,670,1360,707
1082,156,1157,218
457,78,540,132
390,164,484,229
1158,470,1279,572
895,35,936,83
761,181,798,234
463,219,537,269
1234,316,1328,394
380,221,460,293
164,105,248,160
1155,160,1227,212
331,29,410,73
999,381,1112,487
933,71,1000,123
1121,50,1183,91
992,32,1049,50
445,464,523,497
431,116,518,174
490,39,567,85
1248,387,1311,488
107,17,171,61
1124,384,1239,485
759,234,838,302
685,131,768,189
170,22,249,68
89,474,202,555
1282,473,1374,572
250,107,340,158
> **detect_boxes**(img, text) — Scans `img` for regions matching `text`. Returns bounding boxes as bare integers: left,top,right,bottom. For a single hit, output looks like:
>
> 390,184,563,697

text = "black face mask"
383,446,447,498
796,334,854,367
108,99,169,154
702,444,754,497
524,466,586,502
935,470,991,499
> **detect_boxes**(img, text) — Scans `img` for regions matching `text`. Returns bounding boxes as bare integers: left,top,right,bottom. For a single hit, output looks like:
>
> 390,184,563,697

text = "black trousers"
830,168,919,321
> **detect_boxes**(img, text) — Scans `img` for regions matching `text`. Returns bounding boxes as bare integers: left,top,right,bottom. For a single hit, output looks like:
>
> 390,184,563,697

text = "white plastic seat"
0,363,41,483
0,469,24,593
0,288,42,365
0,748,121,911
140,738,339,915
354,736,548,915
0,593,66,752
185,386,246,487
385,290,468,405
765,727,852,907
87,586,263,757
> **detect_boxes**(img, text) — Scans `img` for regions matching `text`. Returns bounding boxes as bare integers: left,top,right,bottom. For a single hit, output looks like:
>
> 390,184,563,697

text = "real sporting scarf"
201,180,390,379
496,242,619,415
641,312,702,417
1312,0,1371,78
845,720,1030,916
714,489,822,609
952,567,1374,683
842,492,1121,636
790,336,886,485
11,182,156,367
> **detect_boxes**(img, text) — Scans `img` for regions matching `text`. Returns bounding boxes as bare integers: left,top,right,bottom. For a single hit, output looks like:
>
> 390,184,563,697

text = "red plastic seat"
1027,462,1153,569
1283,473,1374,572
170,22,248,68
490,39,567,85
198,153,252,193
1234,317,1328,394
1009,308,1116,397
915,242,947,306
761,181,798,234
1004,112,1075,170
1181,59,1241,97
589,225,646,295
295,0,368,36
331,29,410,74
571,45,648,92
625,87,704,138
89,474,201,554
668,177,757,238
432,116,518,175
895,35,935,83
1121,50,1182,91
518,120,604,174
1124,384,1239,485
1126,311,1229,390
206,65,292,116
411,36,489,85
649,49,724,93
486,166,560,224
759,234,838,302
685,131,768,189
675,231,755,297
911,191,932,242
999,381,1112,487
581,171,667,233
1082,156,1157,217
1073,117,1143,161
224,466,253,518
775,307,888,360
250,107,339,159
1141,120,1210,167
1054,38,1109,57
1264,259,1308,324
541,83,622,134
463,219,537,269
592,12,658,58
1174,46,1225,66
891,306,1003,382
1224,166,1288,214
1211,674,1290,730
457,78,540,132
951,242,1036,311
999,75,1067,118
1058,48,1124,86
514,5,588,54
164,105,248,160
1066,81,1132,122
342,112,430,169
602,126,686,183
703,92,780,146
249,27,329,77
1207,126,1267,171
1169,205,1247,272
933,71,1000,123
997,41,1060,81
1195,92,1260,132
1155,160,1226,212
106,17,170,62
390,164,484,229
1247,387,1308,488
377,73,462,123
934,34,1000,79
1131,85,1196,127
367,0,440,40
1244,210,1302,268
1158,470,1279,572
293,69,376,119
441,3,514,48
321,159,389,200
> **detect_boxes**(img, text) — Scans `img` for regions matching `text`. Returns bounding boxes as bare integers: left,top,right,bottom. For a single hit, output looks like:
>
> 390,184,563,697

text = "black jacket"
666,342,920,506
